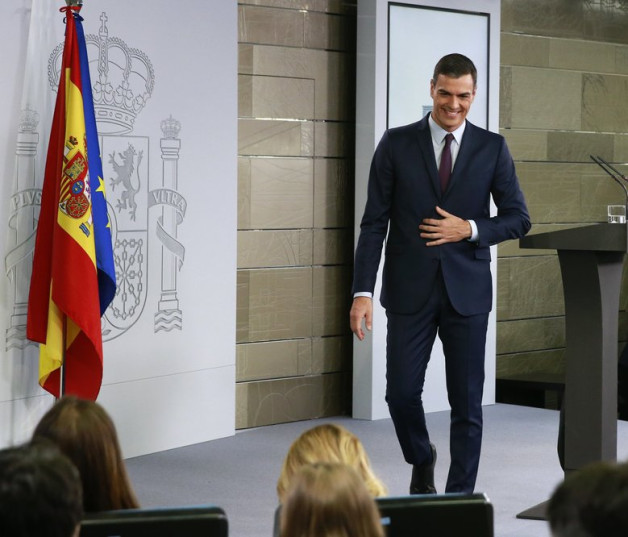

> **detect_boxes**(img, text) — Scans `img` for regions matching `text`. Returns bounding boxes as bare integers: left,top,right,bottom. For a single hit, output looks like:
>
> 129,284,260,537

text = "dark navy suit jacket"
353,115,531,316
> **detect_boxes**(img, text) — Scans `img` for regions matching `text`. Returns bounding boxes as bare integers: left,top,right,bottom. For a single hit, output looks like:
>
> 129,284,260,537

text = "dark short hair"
547,461,628,537
432,53,477,88
0,442,83,537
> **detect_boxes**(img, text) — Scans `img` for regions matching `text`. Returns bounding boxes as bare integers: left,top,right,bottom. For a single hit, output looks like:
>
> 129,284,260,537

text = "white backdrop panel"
0,0,237,456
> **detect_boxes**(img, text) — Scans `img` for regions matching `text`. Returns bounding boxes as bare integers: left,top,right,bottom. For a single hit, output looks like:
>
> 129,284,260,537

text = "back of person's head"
32,395,139,512
432,53,477,87
547,461,628,537
0,442,83,537
276,423,387,502
280,462,384,537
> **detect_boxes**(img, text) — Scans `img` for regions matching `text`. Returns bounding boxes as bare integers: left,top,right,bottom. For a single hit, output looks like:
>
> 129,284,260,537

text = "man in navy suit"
350,53,530,494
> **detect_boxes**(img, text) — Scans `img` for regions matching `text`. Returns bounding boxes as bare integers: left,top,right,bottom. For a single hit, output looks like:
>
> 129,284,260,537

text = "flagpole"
58,0,81,399
60,315,66,398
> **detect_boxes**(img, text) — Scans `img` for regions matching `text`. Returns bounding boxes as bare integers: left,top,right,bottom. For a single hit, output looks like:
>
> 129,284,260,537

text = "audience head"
280,462,385,537
32,395,139,512
547,460,628,537
0,442,83,537
277,423,387,502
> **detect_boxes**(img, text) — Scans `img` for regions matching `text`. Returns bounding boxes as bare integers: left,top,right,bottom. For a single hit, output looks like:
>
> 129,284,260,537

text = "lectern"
517,223,627,519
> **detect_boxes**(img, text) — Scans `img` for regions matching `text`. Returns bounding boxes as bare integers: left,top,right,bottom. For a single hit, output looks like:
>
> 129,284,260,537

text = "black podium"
516,223,627,519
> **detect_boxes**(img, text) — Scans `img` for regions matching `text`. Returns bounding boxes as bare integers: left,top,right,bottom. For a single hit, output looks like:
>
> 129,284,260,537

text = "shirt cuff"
467,219,479,242
354,292,373,299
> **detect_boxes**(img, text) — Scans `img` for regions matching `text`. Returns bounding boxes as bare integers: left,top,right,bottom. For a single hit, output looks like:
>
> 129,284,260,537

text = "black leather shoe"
409,443,437,494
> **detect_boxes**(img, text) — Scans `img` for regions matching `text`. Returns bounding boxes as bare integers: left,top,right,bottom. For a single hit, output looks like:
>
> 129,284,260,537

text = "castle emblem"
60,136,90,220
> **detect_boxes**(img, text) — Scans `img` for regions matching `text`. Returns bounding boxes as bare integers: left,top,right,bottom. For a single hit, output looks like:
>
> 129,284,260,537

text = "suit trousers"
385,270,489,493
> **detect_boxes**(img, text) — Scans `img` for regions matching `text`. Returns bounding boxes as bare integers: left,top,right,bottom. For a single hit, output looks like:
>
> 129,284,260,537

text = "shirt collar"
428,114,466,145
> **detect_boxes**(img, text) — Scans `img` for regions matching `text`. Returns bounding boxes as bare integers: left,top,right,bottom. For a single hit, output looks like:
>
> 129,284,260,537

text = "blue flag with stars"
76,14,116,315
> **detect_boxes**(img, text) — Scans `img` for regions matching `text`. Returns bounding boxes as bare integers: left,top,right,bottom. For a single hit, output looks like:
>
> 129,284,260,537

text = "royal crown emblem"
48,12,155,135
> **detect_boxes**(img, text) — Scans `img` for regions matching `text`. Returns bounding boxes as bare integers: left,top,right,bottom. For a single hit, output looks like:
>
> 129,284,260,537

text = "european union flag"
76,14,116,315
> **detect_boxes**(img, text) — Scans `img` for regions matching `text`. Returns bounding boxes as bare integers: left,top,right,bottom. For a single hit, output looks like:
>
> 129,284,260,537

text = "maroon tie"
439,133,454,193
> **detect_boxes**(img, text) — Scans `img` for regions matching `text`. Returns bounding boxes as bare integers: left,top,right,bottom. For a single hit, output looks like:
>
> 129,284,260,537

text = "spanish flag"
26,5,116,400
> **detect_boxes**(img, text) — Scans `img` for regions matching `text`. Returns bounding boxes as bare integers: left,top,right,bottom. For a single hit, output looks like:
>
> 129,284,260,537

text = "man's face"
429,73,476,132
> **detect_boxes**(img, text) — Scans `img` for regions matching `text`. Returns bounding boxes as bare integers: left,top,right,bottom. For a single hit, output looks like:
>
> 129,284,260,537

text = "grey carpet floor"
125,404,628,537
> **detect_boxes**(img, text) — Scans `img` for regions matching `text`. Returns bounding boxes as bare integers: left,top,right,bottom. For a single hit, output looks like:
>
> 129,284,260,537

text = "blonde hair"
280,462,385,537
277,423,387,502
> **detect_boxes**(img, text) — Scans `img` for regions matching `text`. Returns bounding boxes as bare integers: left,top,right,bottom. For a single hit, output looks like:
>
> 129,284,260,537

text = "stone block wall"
498,0,628,381
236,0,356,428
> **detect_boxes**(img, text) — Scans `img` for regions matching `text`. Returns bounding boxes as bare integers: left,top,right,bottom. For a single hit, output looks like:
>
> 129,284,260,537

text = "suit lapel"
416,117,441,198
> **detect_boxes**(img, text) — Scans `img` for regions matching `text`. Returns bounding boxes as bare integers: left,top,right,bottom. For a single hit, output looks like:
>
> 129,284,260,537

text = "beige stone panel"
510,67,581,130
501,33,549,68
304,11,355,52
517,162,582,224
249,158,313,229
500,1,585,40
497,256,564,321
239,44,254,75
311,50,355,121
499,66,512,129
581,172,627,222
238,230,313,268
240,75,315,120
614,134,628,161
620,311,628,341
621,268,628,313
312,266,352,336
236,270,251,343
239,0,355,15
236,339,311,382
235,372,350,429
247,46,354,121
314,121,354,158
501,129,548,161
313,229,353,266
547,132,614,163
496,348,565,378
310,335,352,375
617,45,628,75
313,158,353,228
239,75,253,117
583,74,628,133
240,267,313,342
239,5,304,47
238,119,313,156
497,317,565,355
250,44,313,79
549,39,616,73
238,157,252,229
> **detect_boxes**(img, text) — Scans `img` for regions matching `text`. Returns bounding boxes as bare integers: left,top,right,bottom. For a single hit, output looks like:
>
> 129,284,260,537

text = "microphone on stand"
590,155,628,222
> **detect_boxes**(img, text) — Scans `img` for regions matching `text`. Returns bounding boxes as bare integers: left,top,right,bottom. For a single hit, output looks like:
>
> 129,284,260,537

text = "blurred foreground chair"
80,505,228,537
376,493,493,537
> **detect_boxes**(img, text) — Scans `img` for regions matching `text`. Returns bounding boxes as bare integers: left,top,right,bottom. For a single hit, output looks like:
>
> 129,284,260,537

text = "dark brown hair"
0,442,83,537
432,53,477,87
32,395,139,512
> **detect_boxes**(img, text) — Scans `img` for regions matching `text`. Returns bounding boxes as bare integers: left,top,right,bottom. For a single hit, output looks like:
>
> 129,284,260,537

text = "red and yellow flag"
27,5,114,400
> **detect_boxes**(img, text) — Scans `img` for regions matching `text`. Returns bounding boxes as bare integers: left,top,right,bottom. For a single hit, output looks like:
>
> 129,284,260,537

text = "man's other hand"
350,296,373,341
